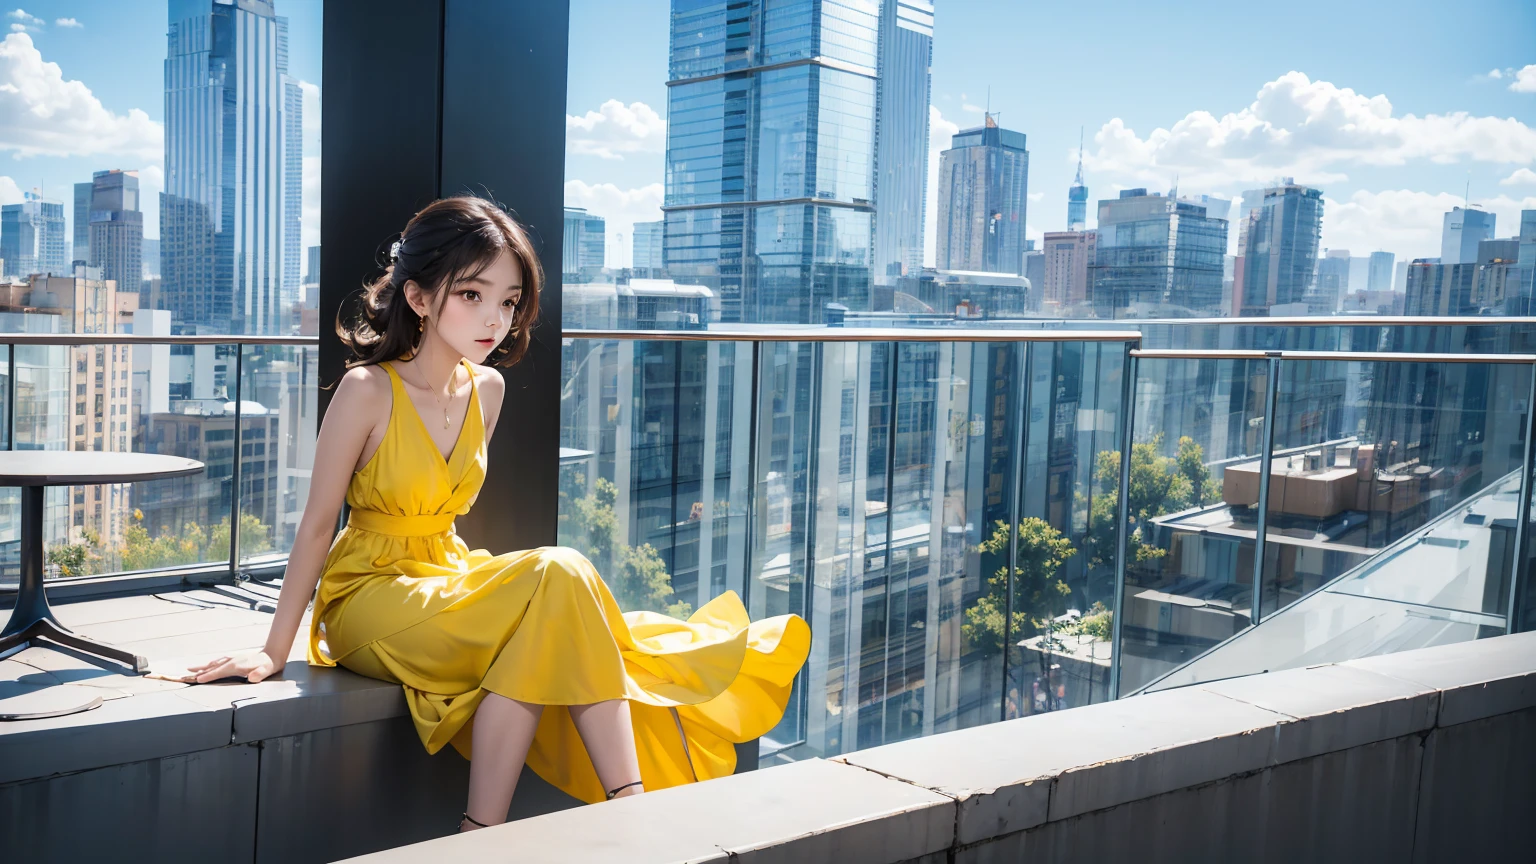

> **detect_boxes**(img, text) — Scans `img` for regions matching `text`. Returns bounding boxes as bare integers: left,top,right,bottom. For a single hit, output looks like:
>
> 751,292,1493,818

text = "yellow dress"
307,358,810,804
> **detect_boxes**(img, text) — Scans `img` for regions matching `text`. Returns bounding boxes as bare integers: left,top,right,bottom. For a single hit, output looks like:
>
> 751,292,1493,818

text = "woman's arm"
187,367,387,683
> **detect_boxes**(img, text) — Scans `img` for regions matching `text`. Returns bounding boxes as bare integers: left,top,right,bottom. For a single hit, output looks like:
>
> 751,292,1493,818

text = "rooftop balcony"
2,317,1534,861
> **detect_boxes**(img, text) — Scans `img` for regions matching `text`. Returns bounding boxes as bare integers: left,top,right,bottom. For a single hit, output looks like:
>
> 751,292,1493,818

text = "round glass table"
0,452,205,682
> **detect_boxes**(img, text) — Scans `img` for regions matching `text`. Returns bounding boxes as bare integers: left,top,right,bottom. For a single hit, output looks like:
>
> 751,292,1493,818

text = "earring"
418,315,425,333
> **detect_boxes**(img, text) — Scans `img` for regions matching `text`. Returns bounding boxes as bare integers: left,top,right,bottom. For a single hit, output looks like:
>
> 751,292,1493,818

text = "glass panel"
1260,359,1532,621
239,343,320,567
1116,356,1270,695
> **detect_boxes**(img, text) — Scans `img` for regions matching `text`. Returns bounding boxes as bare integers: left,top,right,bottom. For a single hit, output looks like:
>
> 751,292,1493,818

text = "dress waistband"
346,508,457,537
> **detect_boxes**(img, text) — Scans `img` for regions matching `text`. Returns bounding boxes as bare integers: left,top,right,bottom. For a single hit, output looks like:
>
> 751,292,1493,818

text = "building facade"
935,114,1029,276
663,0,879,324
1089,189,1227,318
870,0,933,288
162,0,294,335
631,220,666,278
1,192,68,280
77,170,145,299
1041,230,1095,310
562,207,606,278
1237,181,1323,316
1441,206,1495,266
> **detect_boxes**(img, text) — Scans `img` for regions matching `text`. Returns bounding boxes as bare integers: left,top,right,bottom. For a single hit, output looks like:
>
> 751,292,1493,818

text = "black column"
322,0,569,552
438,0,569,552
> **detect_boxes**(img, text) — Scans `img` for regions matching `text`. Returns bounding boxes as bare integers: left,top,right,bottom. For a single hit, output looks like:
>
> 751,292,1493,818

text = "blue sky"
564,0,1536,267
0,1,322,248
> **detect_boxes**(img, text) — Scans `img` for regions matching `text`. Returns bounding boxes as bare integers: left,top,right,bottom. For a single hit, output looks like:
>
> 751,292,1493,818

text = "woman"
187,195,810,833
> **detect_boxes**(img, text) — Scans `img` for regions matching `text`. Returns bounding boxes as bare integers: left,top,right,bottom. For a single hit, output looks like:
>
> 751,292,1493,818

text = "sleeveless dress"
306,358,811,804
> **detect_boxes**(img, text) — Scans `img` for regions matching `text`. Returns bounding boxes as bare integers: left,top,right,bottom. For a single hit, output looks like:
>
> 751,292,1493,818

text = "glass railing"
559,328,1138,762
0,334,319,589
1128,348,1535,694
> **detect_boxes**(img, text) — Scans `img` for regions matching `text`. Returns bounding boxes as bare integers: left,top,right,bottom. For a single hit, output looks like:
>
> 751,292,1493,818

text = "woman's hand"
185,650,284,684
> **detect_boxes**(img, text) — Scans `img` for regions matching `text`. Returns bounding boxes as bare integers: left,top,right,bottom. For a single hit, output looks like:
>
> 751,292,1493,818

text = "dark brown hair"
336,194,544,369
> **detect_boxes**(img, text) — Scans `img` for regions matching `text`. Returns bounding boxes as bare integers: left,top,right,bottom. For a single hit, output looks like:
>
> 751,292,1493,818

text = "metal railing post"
741,340,761,613
1250,354,1283,626
1507,362,1536,634
1001,342,1030,720
1108,341,1138,700
5,344,13,451
228,345,243,579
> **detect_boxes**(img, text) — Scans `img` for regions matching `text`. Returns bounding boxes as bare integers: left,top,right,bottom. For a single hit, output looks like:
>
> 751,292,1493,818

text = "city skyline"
0,2,322,257
566,0,1536,269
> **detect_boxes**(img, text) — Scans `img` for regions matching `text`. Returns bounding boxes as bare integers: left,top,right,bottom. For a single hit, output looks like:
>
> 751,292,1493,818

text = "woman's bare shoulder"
468,361,505,393
333,364,392,406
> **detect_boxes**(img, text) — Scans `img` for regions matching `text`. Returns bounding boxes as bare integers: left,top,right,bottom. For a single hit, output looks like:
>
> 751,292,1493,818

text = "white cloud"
961,102,984,115
1321,188,1536,262
923,104,960,267
1512,64,1536,94
0,33,161,160
8,23,24,32
1083,71,1536,192
1502,167,1536,186
1486,69,1505,80
54,17,80,28
562,179,663,269
566,99,664,161
0,173,22,203
6,9,40,26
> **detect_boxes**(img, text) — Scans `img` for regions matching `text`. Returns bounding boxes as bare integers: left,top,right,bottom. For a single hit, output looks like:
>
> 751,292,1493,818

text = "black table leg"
0,485,148,673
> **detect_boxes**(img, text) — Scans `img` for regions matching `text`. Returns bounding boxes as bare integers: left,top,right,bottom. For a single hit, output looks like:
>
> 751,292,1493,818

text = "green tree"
963,517,1077,653
1082,434,1220,571
560,476,693,618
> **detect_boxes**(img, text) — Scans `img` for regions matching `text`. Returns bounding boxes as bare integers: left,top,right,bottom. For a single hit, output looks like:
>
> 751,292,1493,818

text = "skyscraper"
870,0,933,287
1,191,67,279
278,16,304,314
1367,251,1395,293
1238,181,1323,316
1311,249,1350,315
631,220,665,278
563,207,606,277
1089,189,1227,317
1041,230,1095,309
74,170,144,297
663,0,879,323
1441,206,1495,266
162,0,293,334
936,113,1030,275
1067,129,1088,232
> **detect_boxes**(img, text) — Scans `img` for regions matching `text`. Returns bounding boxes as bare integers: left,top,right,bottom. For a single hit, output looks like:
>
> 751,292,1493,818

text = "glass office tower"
665,0,878,324
935,114,1030,276
1237,181,1323,316
162,0,293,335
870,0,934,292
1088,189,1227,318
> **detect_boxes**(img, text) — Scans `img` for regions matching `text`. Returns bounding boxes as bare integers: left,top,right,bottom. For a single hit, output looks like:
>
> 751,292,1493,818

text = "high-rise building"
562,207,606,277
1393,259,1410,293
1441,206,1495,266
1515,210,1536,310
1475,238,1524,314
1237,180,1323,316
1404,258,1477,316
1367,251,1395,293
632,220,665,278
1311,249,1350,316
1067,132,1088,232
162,0,293,334
1089,189,1227,317
1,192,67,279
870,0,933,287
1041,230,1095,309
76,170,144,298
936,113,1030,275
72,183,92,265
663,0,879,323
279,16,304,315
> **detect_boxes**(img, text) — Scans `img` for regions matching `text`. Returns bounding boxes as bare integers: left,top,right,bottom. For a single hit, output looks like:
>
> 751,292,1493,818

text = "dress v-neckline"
392,359,478,469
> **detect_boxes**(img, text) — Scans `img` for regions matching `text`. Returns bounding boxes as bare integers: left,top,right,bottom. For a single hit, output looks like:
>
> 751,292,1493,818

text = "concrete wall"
344,632,1536,863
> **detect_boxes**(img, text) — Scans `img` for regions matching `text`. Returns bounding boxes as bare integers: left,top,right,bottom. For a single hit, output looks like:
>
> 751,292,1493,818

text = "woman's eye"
463,291,480,301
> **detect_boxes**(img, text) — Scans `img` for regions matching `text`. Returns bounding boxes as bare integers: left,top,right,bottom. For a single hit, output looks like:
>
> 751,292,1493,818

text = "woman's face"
413,248,524,363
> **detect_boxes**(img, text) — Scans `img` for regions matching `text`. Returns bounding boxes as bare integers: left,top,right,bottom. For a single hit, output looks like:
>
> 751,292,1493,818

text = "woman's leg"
569,698,645,798
462,692,545,831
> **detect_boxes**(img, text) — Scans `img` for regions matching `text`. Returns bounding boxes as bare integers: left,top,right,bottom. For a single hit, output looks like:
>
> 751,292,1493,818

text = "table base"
0,617,149,674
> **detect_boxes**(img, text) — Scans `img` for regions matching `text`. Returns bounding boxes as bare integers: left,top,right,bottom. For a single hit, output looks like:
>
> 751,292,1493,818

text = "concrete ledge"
342,758,956,864
352,631,1536,863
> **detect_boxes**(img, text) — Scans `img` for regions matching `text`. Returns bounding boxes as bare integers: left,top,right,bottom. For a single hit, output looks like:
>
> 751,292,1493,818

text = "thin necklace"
415,346,460,429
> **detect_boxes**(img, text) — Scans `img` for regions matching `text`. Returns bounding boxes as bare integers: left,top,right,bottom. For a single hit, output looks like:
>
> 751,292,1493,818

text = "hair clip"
389,239,404,262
